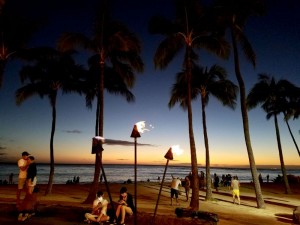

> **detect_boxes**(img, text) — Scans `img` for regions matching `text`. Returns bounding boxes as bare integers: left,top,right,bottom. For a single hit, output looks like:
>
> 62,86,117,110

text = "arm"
18,160,29,171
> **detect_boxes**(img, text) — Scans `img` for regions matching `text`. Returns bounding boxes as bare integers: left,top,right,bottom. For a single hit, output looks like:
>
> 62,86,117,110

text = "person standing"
9,173,14,184
213,173,220,192
26,156,37,194
17,151,30,205
231,176,240,205
170,175,182,206
183,176,190,201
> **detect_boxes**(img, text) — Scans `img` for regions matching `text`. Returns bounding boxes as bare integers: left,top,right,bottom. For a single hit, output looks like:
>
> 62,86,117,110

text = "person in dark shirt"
114,187,134,224
26,156,37,194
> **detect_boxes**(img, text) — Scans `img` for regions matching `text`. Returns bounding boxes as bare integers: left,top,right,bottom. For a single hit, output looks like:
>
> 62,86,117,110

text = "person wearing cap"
17,151,30,205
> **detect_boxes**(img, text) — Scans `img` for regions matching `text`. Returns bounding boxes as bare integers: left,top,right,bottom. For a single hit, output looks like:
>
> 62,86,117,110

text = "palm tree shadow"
275,213,293,224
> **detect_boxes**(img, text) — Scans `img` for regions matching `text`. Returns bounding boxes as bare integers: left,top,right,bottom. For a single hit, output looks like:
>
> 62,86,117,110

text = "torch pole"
134,137,137,225
153,158,169,224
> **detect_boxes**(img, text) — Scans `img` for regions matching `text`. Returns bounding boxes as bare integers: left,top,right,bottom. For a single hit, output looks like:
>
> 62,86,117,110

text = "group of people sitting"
84,186,134,225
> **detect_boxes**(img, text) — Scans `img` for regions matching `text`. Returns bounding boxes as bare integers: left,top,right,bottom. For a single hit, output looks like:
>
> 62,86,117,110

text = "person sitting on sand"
18,186,40,221
114,186,134,225
85,191,110,224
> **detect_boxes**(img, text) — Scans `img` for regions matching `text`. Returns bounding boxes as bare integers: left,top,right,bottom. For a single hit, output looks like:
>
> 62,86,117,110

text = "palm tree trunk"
201,97,213,201
274,115,292,194
283,113,300,157
84,58,105,204
45,96,57,195
187,46,199,211
231,27,265,208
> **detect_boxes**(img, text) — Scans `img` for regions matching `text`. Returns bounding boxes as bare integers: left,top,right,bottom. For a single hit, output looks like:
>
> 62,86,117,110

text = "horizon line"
1,162,299,169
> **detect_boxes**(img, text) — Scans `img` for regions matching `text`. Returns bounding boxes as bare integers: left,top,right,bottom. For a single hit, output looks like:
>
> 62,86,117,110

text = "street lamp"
153,147,174,223
130,124,141,225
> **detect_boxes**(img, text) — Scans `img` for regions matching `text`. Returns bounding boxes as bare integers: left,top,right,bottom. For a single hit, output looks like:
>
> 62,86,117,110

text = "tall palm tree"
169,64,238,201
281,91,300,157
15,47,85,195
58,3,143,203
0,0,41,88
84,55,136,135
149,0,229,210
247,74,299,194
212,0,266,208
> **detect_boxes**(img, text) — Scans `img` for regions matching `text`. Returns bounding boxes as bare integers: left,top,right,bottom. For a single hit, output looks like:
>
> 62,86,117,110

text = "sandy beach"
0,182,299,225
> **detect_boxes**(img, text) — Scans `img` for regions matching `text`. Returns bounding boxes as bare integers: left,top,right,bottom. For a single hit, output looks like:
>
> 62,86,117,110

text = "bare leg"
115,205,122,222
120,206,133,224
120,206,126,223
16,189,21,204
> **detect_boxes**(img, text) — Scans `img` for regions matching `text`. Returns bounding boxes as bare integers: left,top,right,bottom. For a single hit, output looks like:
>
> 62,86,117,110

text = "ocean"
0,163,299,185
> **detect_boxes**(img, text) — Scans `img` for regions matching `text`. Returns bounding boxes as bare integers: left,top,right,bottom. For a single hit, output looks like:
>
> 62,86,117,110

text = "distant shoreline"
1,162,299,169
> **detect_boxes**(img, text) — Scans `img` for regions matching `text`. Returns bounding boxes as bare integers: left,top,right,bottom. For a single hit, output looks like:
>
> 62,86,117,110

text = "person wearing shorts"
170,175,182,206
17,151,30,205
231,176,240,205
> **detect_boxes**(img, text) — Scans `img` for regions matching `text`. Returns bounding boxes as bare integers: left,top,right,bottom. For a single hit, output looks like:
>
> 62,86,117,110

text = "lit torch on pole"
131,121,148,225
153,145,183,224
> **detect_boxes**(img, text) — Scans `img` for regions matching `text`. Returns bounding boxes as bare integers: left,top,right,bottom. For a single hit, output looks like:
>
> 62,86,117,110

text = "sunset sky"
0,0,299,166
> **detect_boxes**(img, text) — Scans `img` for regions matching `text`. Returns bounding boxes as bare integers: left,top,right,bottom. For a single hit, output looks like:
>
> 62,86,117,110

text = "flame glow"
135,121,152,133
171,145,183,155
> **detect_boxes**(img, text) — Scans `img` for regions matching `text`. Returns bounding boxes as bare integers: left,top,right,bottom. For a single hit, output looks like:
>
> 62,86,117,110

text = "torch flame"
171,145,183,155
135,121,149,133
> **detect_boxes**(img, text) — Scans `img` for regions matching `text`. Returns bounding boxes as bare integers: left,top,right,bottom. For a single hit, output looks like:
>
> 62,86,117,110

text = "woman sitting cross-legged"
114,187,135,225
85,191,110,224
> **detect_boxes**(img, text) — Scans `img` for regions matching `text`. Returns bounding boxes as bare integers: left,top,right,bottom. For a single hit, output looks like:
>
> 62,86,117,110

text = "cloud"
116,159,129,161
104,139,155,147
63,129,82,134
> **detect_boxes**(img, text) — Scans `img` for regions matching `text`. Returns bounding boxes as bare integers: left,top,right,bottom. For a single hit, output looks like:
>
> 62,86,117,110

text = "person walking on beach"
115,186,134,225
84,190,110,223
231,176,240,205
26,156,37,194
17,151,30,205
183,176,190,201
170,175,182,206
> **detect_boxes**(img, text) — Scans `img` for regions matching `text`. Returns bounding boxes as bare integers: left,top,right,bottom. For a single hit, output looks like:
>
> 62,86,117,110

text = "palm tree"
58,3,143,203
149,0,229,210
212,0,266,208
84,55,136,135
247,74,299,194
281,90,300,157
169,64,238,201
15,47,85,195
0,1,41,88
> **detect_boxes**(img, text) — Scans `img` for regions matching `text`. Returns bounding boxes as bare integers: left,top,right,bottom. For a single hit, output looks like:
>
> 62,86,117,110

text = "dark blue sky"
0,0,299,165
